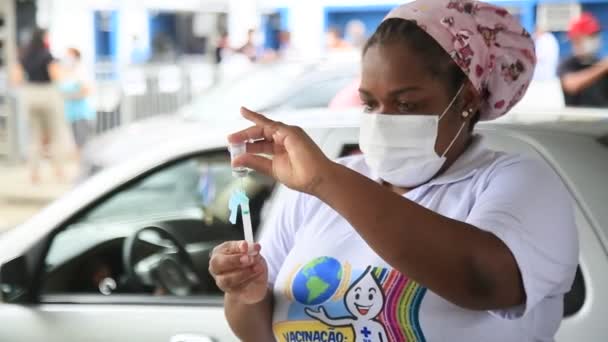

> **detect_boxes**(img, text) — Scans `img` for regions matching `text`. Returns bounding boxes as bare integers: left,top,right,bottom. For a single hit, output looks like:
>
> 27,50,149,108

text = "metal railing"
0,68,17,161
93,61,216,135
0,61,217,161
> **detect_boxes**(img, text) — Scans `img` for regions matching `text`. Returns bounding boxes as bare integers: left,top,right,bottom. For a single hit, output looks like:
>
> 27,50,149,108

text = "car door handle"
170,334,216,342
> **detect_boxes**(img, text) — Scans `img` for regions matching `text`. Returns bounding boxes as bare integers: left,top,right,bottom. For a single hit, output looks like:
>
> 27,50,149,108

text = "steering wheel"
122,225,203,296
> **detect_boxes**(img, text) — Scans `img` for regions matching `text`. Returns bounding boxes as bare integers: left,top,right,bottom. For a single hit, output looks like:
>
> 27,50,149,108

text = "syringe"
228,141,255,254
228,189,255,255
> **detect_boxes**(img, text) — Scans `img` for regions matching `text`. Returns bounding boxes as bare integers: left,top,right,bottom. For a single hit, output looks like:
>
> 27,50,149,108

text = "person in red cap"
558,12,608,107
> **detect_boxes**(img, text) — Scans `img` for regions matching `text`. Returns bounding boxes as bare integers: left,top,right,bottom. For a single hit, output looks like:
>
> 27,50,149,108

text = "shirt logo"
274,258,427,342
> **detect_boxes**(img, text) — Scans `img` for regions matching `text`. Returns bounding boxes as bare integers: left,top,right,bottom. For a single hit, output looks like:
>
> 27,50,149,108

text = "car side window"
563,266,585,318
41,152,275,299
280,77,354,110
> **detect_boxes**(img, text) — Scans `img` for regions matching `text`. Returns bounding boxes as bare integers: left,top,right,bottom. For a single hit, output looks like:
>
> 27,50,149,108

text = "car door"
476,126,608,341
0,150,275,342
488,125,608,341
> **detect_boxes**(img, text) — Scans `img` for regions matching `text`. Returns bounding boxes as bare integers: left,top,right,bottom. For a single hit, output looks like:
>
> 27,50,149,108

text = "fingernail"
240,255,251,264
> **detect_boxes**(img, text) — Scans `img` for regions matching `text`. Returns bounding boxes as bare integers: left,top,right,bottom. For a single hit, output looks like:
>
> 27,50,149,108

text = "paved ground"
0,161,78,231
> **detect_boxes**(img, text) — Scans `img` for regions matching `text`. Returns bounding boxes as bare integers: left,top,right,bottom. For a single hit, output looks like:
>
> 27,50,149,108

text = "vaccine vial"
229,142,248,177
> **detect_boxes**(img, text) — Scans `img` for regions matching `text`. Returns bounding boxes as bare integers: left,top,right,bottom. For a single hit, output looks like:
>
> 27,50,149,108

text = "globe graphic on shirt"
292,256,343,305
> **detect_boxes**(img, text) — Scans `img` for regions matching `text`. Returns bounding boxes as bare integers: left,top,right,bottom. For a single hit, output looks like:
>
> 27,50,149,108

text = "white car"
0,108,607,342
81,61,358,177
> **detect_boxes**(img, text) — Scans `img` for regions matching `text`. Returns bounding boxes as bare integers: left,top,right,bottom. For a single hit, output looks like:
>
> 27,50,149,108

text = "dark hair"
363,18,480,127
27,28,47,52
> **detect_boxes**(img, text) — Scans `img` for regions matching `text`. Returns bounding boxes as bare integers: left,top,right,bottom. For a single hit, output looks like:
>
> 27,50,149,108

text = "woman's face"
359,42,479,167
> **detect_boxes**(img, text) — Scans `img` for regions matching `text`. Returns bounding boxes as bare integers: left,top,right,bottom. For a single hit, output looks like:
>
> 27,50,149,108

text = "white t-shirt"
260,137,578,342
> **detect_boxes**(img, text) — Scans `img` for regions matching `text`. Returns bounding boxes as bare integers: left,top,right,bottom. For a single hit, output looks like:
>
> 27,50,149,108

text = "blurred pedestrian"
150,32,176,62
215,31,230,64
272,30,299,61
533,26,560,81
237,29,258,62
58,47,95,160
325,26,351,51
558,13,608,107
258,30,297,62
13,28,66,183
345,20,367,50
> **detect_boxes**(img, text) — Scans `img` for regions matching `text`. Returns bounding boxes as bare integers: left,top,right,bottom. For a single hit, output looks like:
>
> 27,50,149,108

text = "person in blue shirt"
58,48,96,158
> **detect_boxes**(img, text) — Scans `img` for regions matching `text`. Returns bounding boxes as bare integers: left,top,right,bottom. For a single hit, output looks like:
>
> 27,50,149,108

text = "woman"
210,1,578,341
14,28,65,183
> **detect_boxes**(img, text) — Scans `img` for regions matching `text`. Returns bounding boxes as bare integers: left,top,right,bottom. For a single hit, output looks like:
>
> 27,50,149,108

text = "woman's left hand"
228,107,335,194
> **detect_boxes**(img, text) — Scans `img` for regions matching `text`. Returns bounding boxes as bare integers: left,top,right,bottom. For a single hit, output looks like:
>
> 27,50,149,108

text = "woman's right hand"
209,241,268,305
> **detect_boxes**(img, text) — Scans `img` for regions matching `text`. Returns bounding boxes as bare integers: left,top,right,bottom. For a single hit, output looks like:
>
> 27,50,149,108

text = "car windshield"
186,63,311,121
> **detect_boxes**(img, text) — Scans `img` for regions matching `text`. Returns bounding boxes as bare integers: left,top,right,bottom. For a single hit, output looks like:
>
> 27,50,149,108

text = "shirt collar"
425,134,494,187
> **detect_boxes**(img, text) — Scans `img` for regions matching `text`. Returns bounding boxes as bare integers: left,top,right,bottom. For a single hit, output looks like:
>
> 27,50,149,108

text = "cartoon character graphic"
500,60,526,84
495,8,509,17
481,83,492,101
441,16,455,28
305,267,388,342
448,29,475,73
477,24,505,48
487,54,497,71
447,0,480,15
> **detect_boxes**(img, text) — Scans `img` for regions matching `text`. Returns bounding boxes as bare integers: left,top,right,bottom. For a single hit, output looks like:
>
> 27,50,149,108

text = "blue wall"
149,12,178,52
323,0,608,59
94,10,119,61
262,8,290,50
581,2,608,57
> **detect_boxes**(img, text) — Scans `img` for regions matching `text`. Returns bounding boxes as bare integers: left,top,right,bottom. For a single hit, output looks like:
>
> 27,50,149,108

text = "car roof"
491,107,608,137
273,107,608,136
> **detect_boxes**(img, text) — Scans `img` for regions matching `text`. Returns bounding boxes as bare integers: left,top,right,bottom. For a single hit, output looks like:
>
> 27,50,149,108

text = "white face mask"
359,84,466,188
581,36,601,56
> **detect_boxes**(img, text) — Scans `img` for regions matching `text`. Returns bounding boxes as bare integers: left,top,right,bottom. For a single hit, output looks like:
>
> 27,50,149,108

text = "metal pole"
0,0,17,162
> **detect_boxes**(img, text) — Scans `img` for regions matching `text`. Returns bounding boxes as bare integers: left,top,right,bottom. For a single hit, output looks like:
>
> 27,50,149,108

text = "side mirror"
0,255,28,303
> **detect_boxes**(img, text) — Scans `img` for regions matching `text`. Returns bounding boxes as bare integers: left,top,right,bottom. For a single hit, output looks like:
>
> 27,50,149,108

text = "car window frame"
274,75,357,112
32,149,233,306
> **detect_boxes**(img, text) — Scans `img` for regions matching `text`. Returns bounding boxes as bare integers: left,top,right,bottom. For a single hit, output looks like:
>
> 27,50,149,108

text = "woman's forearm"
224,289,275,342
314,162,524,310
